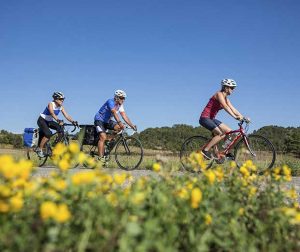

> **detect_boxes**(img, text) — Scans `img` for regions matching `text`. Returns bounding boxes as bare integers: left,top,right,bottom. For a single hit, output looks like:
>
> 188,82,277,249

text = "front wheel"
180,135,214,172
114,136,143,170
234,134,276,173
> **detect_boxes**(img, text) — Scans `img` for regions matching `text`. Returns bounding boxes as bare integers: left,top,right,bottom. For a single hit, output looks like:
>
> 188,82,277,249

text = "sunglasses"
119,97,125,100
229,87,235,90
58,98,65,101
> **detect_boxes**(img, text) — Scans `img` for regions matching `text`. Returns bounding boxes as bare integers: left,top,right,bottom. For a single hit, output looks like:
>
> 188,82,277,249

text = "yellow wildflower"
71,171,95,185
69,142,80,154
52,143,67,156
53,179,67,191
0,185,11,197
0,200,10,213
176,187,189,200
54,204,71,223
40,201,57,220
9,195,24,212
286,188,297,200
238,208,245,216
58,159,70,171
205,170,216,185
106,192,118,206
131,192,146,205
191,187,202,209
205,214,212,225
114,173,127,185
152,163,161,172
249,186,257,198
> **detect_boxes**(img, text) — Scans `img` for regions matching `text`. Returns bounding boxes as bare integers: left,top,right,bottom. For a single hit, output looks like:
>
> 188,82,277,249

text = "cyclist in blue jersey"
94,90,136,162
36,92,78,157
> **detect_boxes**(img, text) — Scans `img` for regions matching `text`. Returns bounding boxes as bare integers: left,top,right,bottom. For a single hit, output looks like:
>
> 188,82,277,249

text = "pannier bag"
82,125,97,145
23,128,39,147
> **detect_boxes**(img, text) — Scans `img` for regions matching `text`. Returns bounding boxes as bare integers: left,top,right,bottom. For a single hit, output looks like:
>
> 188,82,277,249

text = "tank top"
40,102,62,121
200,96,223,119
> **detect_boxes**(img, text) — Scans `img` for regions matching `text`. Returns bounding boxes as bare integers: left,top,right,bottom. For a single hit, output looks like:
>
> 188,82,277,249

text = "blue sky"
1,0,299,133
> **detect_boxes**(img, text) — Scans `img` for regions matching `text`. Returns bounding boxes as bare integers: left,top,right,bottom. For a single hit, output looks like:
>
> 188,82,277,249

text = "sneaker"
97,156,107,165
201,150,213,160
225,153,235,160
36,148,45,158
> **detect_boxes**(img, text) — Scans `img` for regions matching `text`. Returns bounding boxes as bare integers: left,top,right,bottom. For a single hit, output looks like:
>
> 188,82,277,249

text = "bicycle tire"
114,136,143,170
26,143,50,167
234,134,276,173
180,135,214,172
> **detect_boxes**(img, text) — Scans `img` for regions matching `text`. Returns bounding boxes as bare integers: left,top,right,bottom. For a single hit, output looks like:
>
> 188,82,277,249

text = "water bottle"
222,136,232,149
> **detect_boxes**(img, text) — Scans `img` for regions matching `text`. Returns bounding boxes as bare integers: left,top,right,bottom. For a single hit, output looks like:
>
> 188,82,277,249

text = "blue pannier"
23,128,39,147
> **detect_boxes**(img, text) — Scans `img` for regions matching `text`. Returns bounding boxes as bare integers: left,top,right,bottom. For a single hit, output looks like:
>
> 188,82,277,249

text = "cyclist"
94,90,137,162
199,79,246,160
36,92,78,157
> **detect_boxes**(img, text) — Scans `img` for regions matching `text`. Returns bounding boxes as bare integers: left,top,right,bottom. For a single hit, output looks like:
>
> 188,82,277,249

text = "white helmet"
221,79,237,88
52,91,65,100
114,89,127,98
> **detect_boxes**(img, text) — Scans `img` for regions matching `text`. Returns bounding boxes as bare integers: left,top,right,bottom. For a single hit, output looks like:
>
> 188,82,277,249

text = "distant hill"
138,124,300,156
1,125,300,157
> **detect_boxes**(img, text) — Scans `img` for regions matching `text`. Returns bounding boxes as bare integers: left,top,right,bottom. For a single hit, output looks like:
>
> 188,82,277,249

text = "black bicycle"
26,123,79,167
78,124,143,170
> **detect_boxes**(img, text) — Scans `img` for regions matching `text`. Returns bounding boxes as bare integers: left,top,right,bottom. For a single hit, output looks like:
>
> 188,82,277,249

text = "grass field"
1,145,299,175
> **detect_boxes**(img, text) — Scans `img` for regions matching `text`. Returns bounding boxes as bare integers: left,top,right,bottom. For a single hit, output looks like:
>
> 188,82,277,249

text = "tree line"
1,125,300,157
138,124,300,156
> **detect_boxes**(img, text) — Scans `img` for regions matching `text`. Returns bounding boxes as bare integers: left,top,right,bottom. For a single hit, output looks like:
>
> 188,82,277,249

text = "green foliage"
139,124,210,152
0,130,22,148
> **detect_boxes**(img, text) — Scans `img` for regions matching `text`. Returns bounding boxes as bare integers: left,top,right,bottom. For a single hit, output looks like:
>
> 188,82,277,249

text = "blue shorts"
94,120,117,133
199,117,222,131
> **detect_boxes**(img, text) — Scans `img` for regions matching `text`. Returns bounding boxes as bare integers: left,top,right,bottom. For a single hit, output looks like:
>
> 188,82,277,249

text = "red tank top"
200,96,223,119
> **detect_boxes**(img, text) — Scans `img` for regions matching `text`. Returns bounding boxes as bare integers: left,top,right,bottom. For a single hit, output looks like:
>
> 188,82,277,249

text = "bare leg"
204,123,232,151
39,136,49,149
97,132,107,157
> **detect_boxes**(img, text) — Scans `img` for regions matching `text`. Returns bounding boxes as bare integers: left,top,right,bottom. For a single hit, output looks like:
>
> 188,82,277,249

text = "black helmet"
52,91,65,100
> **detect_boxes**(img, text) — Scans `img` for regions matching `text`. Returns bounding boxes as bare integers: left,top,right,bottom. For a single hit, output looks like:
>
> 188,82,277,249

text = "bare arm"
111,109,124,128
61,107,74,123
226,98,243,119
216,92,242,120
120,111,136,130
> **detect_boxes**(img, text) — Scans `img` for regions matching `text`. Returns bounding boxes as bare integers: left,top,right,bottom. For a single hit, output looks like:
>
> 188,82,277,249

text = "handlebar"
63,123,80,133
238,117,251,127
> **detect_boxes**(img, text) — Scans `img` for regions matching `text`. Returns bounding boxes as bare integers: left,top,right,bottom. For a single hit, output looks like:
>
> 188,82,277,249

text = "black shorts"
37,116,63,138
199,117,222,131
94,120,117,133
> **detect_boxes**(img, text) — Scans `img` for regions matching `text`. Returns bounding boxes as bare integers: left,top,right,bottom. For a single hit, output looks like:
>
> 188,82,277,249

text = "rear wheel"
234,134,276,173
115,136,143,170
180,136,214,172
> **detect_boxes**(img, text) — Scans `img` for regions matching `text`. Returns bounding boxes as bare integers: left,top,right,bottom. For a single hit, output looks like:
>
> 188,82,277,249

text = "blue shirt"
94,98,125,123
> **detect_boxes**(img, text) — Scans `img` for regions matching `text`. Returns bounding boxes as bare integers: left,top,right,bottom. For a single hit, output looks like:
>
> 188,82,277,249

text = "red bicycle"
180,118,276,173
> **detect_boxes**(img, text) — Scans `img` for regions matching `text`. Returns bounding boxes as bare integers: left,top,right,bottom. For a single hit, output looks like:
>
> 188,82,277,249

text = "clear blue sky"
1,0,299,133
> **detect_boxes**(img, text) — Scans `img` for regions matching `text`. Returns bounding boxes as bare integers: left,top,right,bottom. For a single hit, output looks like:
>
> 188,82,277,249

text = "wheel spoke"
234,135,276,172
115,137,143,170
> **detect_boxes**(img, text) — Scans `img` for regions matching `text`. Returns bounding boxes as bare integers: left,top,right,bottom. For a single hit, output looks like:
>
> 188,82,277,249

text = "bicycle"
180,118,276,173
78,124,144,170
26,123,79,167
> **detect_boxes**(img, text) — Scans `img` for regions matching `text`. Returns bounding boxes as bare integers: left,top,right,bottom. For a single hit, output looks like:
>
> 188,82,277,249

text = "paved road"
32,166,300,202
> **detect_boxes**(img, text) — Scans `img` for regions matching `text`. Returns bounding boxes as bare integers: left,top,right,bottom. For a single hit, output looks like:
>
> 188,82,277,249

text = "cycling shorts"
37,116,63,139
94,120,117,133
199,117,222,131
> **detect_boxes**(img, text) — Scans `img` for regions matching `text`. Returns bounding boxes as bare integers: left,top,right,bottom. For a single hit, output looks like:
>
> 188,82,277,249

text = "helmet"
52,91,65,100
114,90,127,98
221,79,237,87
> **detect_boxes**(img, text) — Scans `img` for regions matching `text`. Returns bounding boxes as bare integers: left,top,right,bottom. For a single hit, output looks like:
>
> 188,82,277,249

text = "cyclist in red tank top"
199,79,245,160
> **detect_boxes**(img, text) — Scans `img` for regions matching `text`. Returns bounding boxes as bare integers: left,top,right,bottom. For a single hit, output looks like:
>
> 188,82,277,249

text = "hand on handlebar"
72,120,79,127
132,125,137,131
57,119,64,126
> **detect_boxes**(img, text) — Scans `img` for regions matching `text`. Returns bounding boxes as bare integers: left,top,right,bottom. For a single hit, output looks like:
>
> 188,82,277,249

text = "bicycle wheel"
79,143,99,168
26,143,50,167
180,136,214,172
234,134,276,173
114,136,143,170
